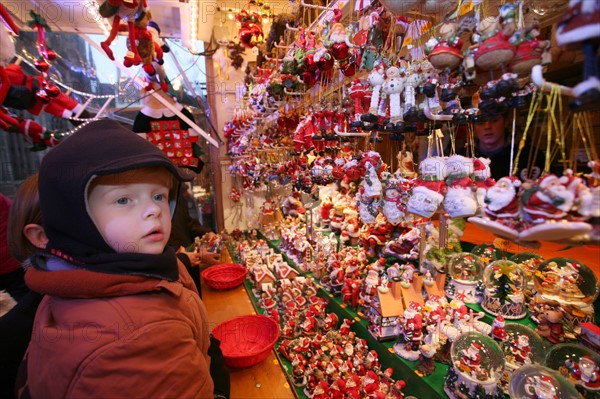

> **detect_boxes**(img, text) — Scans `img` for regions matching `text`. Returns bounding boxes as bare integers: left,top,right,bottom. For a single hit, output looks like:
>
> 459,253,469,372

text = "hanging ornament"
27,11,56,61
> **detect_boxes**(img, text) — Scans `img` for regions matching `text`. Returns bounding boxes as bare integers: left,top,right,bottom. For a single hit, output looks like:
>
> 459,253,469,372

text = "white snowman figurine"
382,65,406,131
361,60,387,123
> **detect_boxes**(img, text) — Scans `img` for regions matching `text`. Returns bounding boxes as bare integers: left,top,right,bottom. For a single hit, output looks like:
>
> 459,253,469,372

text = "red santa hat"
498,175,522,188
468,342,482,352
473,157,491,178
493,314,505,326
538,174,559,189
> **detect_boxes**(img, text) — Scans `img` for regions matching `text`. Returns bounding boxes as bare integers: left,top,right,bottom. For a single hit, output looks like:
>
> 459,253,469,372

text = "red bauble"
331,42,349,60
332,166,345,179
34,59,50,73
45,48,57,61
36,89,51,103
44,84,61,98
340,62,356,77
301,71,316,87
316,52,334,71
304,53,318,72
239,29,253,47
346,166,360,181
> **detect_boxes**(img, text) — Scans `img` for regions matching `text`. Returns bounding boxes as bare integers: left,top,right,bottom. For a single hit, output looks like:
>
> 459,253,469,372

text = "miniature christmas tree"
491,262,516,305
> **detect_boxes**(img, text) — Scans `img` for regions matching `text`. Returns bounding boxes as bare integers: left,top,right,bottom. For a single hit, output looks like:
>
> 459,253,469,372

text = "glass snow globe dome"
509,364,580,399
448,252,484,283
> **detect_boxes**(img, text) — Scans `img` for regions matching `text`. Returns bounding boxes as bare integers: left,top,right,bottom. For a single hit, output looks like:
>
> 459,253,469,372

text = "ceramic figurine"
444,155,478,218
416,342,437,377
469,175,523,240
381,176,407,225
382,65,406,132
394,301,423,361
408,157,448,218
520,174,591,242
491,314,507,341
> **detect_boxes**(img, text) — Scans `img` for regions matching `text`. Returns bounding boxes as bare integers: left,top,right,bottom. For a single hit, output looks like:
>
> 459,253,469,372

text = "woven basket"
212,315,280,368
202,264,247,290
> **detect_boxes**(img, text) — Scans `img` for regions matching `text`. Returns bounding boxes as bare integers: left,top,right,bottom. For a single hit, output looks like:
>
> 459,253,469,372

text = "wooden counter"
201,252,295,399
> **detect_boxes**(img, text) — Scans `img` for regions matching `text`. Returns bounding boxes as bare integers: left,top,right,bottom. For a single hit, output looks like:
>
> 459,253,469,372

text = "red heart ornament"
34,59,50,73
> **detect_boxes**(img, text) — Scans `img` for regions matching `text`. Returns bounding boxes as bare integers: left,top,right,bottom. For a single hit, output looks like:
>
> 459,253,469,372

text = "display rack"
230,230,581,399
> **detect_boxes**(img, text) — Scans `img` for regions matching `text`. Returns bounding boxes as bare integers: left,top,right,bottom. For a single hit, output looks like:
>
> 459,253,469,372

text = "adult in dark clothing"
0,194,29,302
458,112,545,181
169,183,221,296
0,174,45,398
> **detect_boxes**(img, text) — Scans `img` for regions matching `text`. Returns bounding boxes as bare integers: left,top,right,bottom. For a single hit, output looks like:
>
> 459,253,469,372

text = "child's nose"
143,202,161,218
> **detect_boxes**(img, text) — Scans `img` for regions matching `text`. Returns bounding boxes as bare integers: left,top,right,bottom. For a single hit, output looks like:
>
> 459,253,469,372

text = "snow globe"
510,252,545,297
545,343,600,393
534,257,598,324
481,260,527,319
502,324,547,372
471,243,502,265
444,332,505,399
445,253,485,304
509,364,581,399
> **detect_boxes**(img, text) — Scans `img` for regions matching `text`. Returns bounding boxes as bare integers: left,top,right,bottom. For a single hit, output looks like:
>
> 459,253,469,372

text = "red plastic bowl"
201,263,247,290
212,315,280,368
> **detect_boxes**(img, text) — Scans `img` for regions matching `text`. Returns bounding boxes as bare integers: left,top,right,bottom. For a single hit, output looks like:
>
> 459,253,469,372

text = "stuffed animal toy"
99,0,147,67
133,11,164,77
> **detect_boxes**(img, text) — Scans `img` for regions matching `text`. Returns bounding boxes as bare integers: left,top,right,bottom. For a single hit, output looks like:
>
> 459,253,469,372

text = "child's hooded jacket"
19,120,214,398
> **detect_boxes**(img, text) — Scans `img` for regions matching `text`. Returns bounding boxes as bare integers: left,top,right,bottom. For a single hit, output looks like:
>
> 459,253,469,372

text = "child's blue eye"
116,197,129,205
154,193,167,201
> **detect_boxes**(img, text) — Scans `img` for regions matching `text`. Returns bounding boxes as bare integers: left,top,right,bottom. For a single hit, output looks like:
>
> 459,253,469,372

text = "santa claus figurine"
407,156,447,218
473,158,495,215
510,334,533,366
443,155,478,218
458,342,485,378
566,355,600,390
469,175,522,240
491,314,507,341
520,173,594,241
326,21,354,61
522,174,575,224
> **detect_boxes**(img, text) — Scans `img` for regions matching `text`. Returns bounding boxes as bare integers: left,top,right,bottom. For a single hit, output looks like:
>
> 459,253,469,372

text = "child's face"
87,175,172,255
